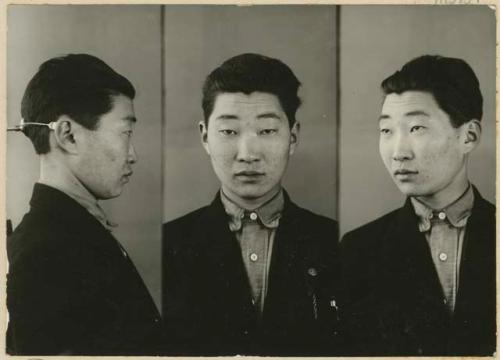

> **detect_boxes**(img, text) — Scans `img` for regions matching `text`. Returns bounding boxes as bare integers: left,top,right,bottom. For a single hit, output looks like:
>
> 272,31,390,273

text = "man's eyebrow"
123,115,137,123
213,112,282,121
378,110,430,121
405,110,430,118
257,112,281,120
215,114,239,120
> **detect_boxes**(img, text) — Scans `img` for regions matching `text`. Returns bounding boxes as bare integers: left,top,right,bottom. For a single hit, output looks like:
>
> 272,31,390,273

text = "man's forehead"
211,92,286,121
380,91,439,117
214,92,282,108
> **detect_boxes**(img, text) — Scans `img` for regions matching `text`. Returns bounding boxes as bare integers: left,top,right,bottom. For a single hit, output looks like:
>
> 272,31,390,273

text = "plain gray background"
339,5,496,236
7,5,164,309
163,6,338,222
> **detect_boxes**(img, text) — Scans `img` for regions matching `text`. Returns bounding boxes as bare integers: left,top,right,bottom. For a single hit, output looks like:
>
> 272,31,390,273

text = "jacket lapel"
189,194,255,327
451,188,496,335
264,193,307,330
380,199,444,303
377,200,450,352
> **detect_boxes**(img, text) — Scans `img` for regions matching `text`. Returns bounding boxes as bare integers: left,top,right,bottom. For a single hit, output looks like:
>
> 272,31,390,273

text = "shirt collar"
38,179,117,231
411,184,474,232
220,189,284,231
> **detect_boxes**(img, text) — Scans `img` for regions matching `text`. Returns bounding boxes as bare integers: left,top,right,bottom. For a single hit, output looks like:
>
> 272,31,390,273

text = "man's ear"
199,120,210,155
52,115,79,155
289,121,300,155
462,119,481,154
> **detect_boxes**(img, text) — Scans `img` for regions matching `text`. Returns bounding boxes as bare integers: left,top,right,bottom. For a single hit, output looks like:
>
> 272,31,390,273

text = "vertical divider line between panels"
159,4,166,316
335,5,341,237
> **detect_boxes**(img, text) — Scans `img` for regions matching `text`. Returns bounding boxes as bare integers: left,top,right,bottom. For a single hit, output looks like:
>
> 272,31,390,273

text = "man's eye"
410,125,425,133
219,129,237,136
380,128,391,135
259,129,277,135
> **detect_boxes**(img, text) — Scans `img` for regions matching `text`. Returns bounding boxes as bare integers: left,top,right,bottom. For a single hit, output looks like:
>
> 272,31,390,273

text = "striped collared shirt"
411,185,474,314
220,189,284,315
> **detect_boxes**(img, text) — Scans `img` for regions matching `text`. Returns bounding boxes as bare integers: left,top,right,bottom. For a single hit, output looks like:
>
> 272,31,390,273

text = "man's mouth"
393,169,418,176
235,171,265,176
234,171,265,181
123,171,133,180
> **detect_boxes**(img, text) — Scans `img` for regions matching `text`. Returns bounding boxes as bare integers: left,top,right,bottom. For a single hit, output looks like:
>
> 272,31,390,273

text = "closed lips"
235,171,264,176
394,169,418,175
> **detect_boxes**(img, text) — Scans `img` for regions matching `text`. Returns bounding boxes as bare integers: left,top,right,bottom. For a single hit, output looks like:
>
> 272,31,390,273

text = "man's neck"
415,171,470,210
39,154,97,203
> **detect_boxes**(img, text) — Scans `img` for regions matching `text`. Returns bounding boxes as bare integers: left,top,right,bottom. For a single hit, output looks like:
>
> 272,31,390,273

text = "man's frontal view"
163,53,340,356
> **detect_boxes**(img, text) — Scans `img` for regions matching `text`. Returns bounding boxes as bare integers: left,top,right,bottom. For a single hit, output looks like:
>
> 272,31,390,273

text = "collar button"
439,252,448,261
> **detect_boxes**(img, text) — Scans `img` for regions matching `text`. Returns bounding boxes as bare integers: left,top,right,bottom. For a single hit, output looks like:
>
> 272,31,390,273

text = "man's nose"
236,134,260,163
128,143,138,164
392,133,413,162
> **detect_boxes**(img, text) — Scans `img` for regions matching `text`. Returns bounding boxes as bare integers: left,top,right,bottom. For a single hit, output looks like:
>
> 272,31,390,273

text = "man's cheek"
102,145,118,163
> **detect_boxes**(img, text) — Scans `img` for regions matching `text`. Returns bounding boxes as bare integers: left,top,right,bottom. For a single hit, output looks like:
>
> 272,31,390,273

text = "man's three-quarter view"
340,55,495,356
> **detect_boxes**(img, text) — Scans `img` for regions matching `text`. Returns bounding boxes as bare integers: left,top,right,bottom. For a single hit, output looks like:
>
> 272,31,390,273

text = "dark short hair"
202,53,301,127
21,53,135,154
381,55,483,127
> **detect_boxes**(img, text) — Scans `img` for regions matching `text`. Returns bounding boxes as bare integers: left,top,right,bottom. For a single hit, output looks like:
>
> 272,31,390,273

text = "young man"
7,54,162,355
163,53,339,355
341,55,495,356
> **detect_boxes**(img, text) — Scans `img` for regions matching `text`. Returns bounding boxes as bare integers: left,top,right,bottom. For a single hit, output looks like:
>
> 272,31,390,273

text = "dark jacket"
7,183,163,355
340,187,496,356
162,191,340,355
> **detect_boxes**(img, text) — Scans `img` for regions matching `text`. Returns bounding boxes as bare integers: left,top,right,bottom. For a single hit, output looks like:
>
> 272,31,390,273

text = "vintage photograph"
2,2,496,357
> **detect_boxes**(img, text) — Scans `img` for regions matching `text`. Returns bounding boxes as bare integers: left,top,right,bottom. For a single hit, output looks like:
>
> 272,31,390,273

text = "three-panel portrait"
3,3,496,357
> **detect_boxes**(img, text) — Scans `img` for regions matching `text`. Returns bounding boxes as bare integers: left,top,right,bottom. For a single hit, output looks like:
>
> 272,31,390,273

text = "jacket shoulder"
295,205,337,226
164,206,209,229
341,207,401,252
8,211,64,264
477,195,495,215
288,204,339,266
163,206,209,244
291,205,338,236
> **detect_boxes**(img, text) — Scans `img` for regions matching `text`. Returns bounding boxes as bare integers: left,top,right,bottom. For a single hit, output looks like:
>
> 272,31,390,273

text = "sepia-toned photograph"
2,1,496,357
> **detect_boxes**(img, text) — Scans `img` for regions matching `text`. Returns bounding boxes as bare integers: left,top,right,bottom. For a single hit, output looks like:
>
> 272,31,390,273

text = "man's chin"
236,192,265,200
228,187,271,202
394,182,421,197
98,187,123,200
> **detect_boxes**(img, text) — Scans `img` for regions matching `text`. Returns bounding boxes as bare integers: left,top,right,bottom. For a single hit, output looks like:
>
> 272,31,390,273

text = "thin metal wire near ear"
7,118,57,132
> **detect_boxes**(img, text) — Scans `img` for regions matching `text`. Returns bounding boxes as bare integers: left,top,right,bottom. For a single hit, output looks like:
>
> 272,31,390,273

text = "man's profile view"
163,53,340,356
7,54,162,355
340,55,495,356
